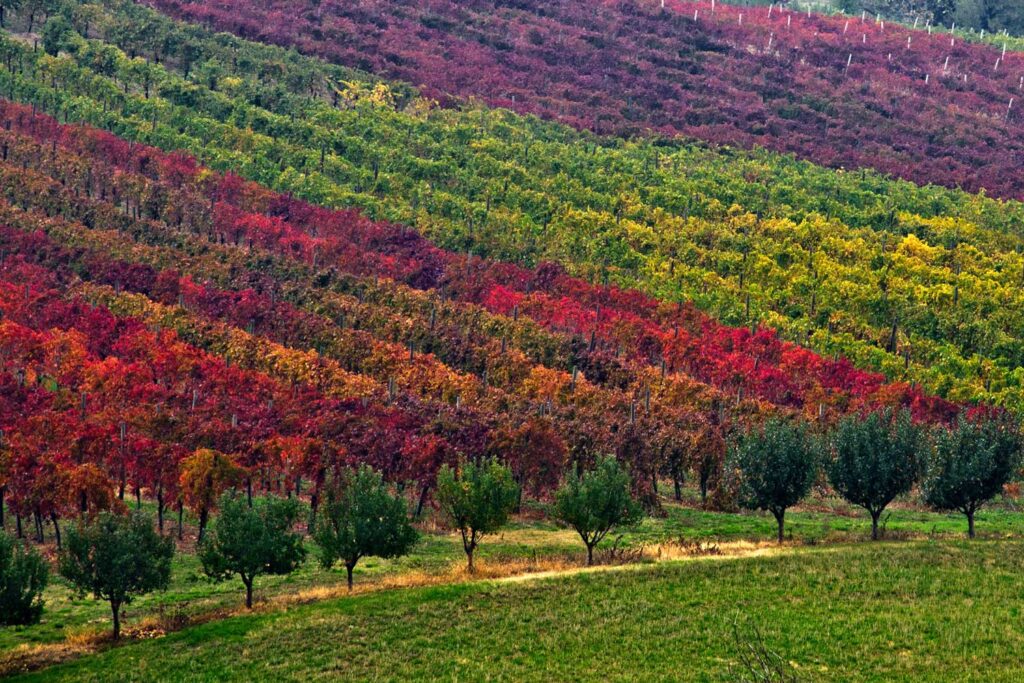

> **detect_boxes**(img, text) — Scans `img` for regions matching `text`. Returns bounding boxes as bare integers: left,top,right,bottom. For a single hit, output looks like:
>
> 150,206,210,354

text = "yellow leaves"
336,80,395,109
219,76,245,95
179,448,245,511
402,96,437,120
895,233,942,264
41,327,89,375
519,365,570,404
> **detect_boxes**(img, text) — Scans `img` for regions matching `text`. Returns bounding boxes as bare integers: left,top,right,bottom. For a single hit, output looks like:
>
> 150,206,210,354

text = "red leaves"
0,91,967,534
0,99,963,421
145,0,1024,200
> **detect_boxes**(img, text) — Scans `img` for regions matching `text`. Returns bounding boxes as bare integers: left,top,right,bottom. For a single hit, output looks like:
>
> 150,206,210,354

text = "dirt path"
492,539,826,584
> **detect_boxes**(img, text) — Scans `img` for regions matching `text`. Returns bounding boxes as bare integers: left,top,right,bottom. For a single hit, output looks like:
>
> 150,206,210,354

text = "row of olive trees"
731,410,1021,543
0,456,642,637
2,409,1016,637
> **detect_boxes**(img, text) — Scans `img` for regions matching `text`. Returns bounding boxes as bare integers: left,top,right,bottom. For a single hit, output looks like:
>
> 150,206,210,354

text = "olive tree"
922,413,1021,538
313,466,418,590
59,512,173,639
198,492,306,608
731,419,818,544
827,409,923,540
553,455,644,565
435,458,518,573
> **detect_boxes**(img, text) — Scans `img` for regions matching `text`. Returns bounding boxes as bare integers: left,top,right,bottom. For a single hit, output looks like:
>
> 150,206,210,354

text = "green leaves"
436,458,518,571
922,412,1022,536
313,465,418,589
730,419,818,542
553,455,643,565
59,511,173,638
60,511,173,605
0,531,47,626
827,409,922,537
199,492,306,607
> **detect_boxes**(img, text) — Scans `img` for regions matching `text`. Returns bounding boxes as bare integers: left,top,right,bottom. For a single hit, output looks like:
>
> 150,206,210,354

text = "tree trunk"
246,478,253,507
244,577,253,609
586,543,594,566
673,474,682,502
34,509,43,543
773,508,785,544
0,485,5,529
135,487,142,510
309,491,319,531
50,513,61,549
111,600,122,640
967,509,976,539
198,506,209,542
415,485,430,519
177,501,184,541
16,510,23,538
871,509,881,541
466,545,475,573
156,487,165,533
346,563,354,591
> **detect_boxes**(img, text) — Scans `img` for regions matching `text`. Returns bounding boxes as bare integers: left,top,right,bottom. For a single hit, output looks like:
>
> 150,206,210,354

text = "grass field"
2,492,1022,679
10,539,1024,682
1,494,1018,655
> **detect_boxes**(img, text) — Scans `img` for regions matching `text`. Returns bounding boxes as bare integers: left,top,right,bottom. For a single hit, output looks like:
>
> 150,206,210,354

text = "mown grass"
1,492,1020,658
12,539,1024,682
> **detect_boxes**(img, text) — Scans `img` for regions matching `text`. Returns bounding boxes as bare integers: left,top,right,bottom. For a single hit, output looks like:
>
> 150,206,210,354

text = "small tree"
179,448,245,542
827,409,923,540
553,455,644,565
731,419,818,543
59,512,173,639
922,413,1021,538
198,492,306,608
435,458,518,573
0,531,48,625
313,466,418,590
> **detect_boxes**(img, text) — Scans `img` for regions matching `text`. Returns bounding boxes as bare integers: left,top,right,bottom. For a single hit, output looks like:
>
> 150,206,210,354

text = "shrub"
0,531,48,626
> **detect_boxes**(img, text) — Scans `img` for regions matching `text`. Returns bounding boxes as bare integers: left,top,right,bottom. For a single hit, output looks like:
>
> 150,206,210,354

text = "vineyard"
146,0,1024,200
0,0,1021,680
0,0,1018,413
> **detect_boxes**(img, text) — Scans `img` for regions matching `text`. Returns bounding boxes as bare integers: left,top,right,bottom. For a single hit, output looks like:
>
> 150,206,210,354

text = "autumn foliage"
146,0,1024,200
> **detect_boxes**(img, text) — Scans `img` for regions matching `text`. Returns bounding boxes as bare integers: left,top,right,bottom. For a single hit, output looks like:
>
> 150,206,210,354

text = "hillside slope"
14,541,1024,682
146,0,1024,199
12,0,1024,410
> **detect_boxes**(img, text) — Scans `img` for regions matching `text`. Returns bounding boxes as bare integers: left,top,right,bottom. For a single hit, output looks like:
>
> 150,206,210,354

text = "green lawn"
13,539,1024,682
1,493,1019,660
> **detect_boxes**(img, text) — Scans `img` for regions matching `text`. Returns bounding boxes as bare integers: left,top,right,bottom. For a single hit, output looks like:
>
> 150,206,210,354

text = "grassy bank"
2,492,1020,674
11,539,1024,681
